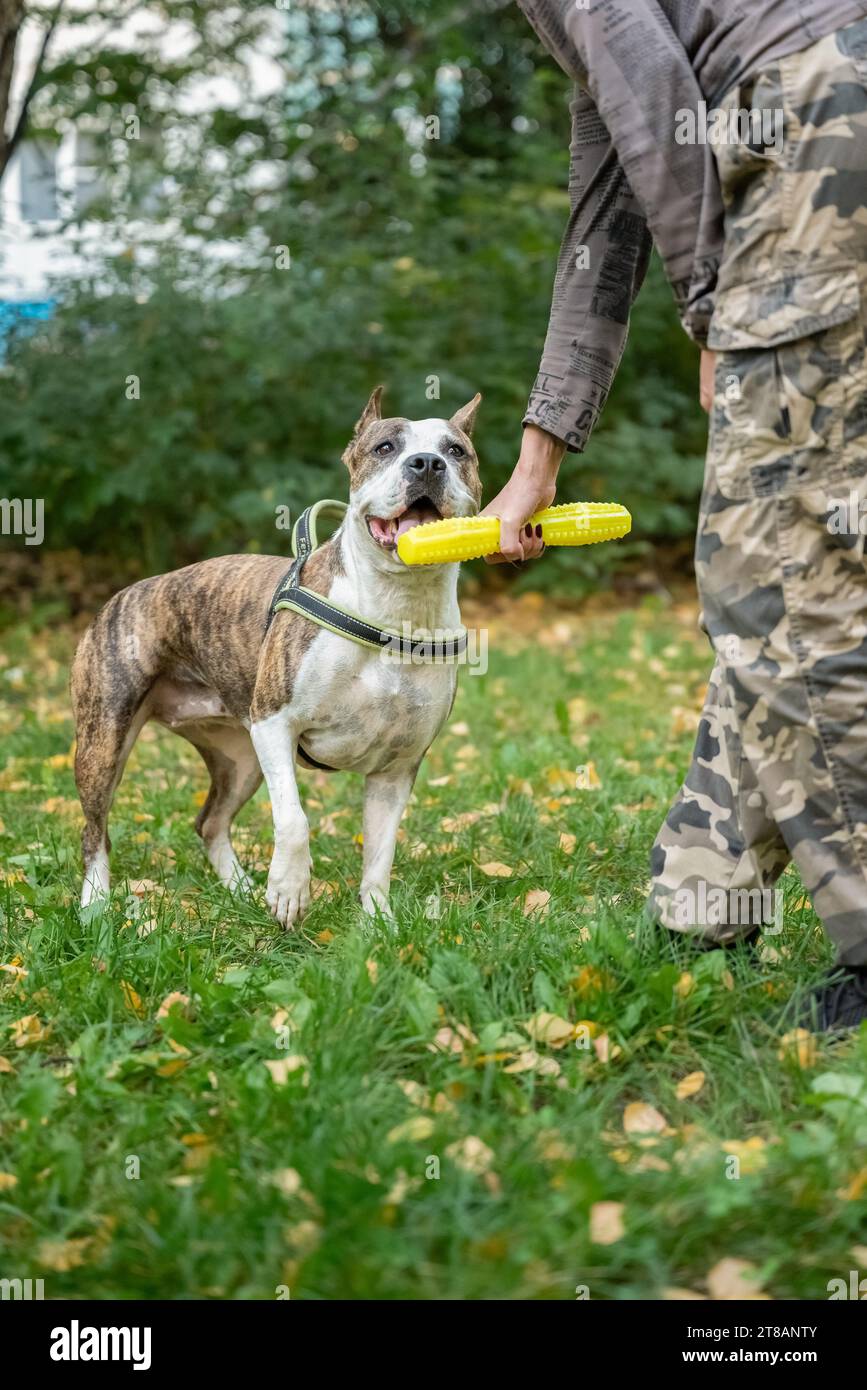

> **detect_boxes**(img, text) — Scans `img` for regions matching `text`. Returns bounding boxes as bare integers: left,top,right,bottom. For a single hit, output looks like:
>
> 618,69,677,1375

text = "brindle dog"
71,389,482,927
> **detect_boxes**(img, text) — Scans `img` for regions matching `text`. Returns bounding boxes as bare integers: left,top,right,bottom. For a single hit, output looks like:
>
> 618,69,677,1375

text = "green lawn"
1,586,865,1300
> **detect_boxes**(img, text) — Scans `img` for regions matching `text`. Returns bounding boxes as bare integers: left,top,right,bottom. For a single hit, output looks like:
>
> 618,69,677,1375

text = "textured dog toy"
397,502,632,565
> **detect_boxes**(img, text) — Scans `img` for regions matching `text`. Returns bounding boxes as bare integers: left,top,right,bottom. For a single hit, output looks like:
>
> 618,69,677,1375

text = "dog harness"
268,500,468,660
267,500,468,772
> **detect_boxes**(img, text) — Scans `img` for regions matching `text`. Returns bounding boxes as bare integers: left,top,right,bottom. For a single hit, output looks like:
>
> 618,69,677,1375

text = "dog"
71,387,482,926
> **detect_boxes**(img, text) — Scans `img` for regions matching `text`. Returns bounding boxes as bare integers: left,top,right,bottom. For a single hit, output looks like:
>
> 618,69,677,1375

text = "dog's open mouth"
366,497,442,550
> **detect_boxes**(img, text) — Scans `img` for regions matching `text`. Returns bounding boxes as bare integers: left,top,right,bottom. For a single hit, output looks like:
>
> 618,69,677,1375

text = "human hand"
480,425,565,563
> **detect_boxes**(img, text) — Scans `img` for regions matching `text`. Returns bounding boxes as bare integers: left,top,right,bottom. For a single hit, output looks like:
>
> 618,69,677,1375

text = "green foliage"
0,0,706,576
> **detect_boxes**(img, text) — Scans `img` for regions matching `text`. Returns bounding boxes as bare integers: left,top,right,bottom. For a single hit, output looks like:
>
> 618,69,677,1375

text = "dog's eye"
448,443,465,458
375,441,394,456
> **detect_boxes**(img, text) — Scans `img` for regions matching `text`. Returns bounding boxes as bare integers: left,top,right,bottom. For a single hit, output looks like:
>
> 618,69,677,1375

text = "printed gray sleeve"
524,85,653,451
521,0,725,451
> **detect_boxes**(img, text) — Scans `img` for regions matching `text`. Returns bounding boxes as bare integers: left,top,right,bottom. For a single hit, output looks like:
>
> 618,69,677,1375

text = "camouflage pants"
649,21,867,966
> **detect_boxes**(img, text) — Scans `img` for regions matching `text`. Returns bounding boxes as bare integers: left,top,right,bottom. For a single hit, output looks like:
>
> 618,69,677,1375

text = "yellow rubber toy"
397,502,631,565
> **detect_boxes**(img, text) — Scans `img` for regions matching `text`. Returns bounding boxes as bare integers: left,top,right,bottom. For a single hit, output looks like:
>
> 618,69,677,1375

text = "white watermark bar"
0,498,44,545
0,1276,45,1298
675,102,784,153
379,622,488,675
671,883,783,934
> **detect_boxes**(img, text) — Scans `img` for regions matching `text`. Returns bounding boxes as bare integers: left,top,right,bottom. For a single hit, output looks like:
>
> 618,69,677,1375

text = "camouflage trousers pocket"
706,265,865,500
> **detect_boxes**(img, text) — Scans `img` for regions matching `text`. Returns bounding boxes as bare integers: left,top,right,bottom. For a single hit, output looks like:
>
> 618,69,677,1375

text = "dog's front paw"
360,883,394,922
266,869,311,929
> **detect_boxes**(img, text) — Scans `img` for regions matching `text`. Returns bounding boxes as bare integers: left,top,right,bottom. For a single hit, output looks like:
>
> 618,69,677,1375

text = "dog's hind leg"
179,723,263,891
71,619,153,908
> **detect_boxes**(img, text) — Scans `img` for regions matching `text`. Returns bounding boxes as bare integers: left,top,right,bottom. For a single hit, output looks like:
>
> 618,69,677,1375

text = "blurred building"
0,3,284,351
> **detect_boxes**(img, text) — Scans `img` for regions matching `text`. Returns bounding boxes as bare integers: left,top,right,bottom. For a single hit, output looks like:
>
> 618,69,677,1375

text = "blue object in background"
0,299,55,360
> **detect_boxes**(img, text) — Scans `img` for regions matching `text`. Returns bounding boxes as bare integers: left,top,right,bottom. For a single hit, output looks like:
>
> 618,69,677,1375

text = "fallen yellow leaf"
310,879,338,899
37,1237,93,1272
503,1049,561,1077
506,775,534,799
572,965,614,996
669,706,698,738
127,879,160,897
593,1033,622,1063
445,1135,495,1175
120,981,145,1018
441,811,481,832
567,696,589,726
387,1115,435,1143
840,1167,867,1201
623,1102,668,1136
264,1055,310,1086
574,761,602,791
38,796,80,817
676,1070,706,1100
9,1014,51,1048
589,1201,625,1245
155,1056,190,1078
777,1029,816,1068
544,764,581,793
523,1012,575,1048
430,1026,465,1054
477,861,513,879
269,1168,303,1197
706,1257,770,1300
719,1136,768,1174
156,991,190,1020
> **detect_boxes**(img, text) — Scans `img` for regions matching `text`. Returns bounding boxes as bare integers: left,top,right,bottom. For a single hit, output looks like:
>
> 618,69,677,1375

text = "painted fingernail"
535,524,543,538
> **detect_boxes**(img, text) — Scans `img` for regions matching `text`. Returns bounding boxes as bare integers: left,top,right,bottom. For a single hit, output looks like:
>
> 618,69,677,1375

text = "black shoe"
792,966,867,1034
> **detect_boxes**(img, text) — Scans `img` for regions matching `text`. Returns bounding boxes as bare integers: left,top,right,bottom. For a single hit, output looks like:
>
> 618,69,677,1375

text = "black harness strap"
266,500,468,662
263,500,468,774
297,743,337,772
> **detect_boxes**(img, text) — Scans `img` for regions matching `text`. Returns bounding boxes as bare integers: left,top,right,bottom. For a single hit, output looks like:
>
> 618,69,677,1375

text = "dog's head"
342,386,482,561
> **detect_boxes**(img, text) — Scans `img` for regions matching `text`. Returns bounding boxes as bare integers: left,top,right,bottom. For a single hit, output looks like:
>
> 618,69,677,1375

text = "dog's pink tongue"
395,504,439,539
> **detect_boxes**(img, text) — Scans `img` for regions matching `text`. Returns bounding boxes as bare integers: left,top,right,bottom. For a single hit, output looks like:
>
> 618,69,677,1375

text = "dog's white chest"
292,628,456,773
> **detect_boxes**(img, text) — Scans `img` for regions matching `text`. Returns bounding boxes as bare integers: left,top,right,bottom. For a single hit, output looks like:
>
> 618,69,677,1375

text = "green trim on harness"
268,500,468,663
290,498,347,566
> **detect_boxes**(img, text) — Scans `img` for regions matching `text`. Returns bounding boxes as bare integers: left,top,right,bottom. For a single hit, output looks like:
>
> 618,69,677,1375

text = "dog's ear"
353,385,384,438
450,392,482,438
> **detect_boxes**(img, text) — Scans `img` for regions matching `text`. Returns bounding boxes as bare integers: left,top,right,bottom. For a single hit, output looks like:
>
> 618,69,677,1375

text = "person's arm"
485,82,652,559
522,82,653,458
559,0,723,350
489,0,723,560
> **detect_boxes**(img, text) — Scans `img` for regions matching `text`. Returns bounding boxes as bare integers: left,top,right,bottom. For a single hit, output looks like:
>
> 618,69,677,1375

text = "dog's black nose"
404,453,447,485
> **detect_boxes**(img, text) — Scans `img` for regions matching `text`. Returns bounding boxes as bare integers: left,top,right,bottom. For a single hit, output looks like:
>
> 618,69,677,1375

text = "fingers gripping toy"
396,502,632,565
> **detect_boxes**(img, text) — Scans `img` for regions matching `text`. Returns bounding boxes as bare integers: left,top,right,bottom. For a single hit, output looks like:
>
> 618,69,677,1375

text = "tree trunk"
0,0,25,178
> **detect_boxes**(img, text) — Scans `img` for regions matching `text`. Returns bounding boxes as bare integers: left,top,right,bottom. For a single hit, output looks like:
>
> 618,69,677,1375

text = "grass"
1,584,866,1300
